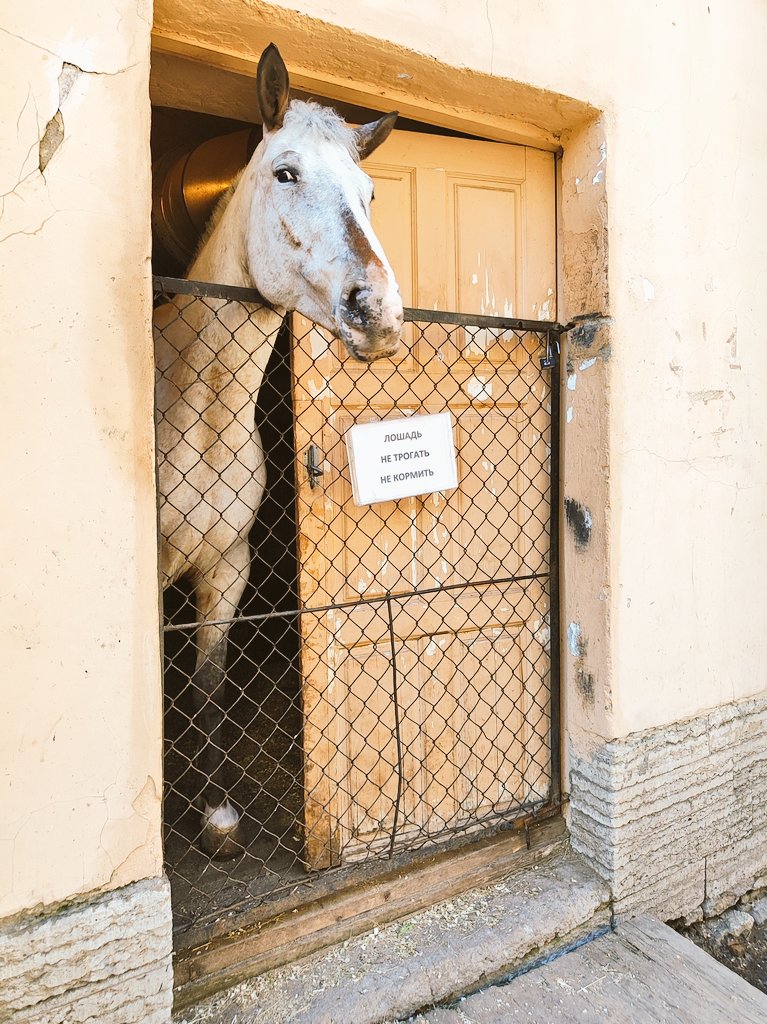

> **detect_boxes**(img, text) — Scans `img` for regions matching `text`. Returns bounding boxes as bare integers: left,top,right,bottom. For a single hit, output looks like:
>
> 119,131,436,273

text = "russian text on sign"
345,412,458,506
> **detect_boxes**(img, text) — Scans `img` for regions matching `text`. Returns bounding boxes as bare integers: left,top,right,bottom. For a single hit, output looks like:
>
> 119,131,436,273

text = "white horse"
153,44,402,858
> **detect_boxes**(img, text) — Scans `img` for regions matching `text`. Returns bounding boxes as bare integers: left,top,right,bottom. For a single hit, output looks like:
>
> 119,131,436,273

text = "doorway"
151,98,561,946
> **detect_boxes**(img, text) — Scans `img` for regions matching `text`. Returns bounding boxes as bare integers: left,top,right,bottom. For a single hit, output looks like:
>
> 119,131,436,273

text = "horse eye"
275,168,297,184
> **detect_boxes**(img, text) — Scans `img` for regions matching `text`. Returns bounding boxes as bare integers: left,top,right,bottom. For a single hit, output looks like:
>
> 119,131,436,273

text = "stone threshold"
173,849,610,1024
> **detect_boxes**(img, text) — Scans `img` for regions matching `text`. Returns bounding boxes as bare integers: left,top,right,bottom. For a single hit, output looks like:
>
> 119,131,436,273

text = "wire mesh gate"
154,276,562,942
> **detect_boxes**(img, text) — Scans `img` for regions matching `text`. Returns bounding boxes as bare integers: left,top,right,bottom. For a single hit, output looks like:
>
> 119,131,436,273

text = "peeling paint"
566,406,574,424
567,373,577,391
687,389,734,404
534,618,551,648
579,357,596,371
58,62,82,104
726,329,737,359
568,621,583,658
726,328,741,369
467,376,492,401
39,63,83,173
310,330,328,360
39,112,64,171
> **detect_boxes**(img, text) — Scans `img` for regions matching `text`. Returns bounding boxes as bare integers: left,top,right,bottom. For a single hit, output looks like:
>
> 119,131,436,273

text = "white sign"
345,412,458,506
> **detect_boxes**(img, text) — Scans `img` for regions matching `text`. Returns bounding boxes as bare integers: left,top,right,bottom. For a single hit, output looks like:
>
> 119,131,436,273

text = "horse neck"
184,165,285,402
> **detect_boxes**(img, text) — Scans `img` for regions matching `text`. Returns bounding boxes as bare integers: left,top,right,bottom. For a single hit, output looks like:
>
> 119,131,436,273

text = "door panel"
294,128,555,868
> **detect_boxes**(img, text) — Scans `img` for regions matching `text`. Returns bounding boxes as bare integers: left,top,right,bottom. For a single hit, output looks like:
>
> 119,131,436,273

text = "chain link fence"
154,276,561,942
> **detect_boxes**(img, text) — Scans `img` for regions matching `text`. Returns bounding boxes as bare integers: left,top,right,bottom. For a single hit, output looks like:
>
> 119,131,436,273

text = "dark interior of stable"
153,103,305,929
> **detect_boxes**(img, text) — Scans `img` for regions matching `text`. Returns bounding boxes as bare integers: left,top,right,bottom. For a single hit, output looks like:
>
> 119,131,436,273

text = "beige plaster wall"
0,2,161,917
152,0,767,746
604,15,766,737
3,0,764,922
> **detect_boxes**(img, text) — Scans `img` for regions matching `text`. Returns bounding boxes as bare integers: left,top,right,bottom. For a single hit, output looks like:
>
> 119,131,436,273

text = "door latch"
305,444,324,489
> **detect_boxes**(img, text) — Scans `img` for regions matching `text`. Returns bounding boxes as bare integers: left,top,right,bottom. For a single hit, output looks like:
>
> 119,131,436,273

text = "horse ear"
257,43,290,132
354,111,398,160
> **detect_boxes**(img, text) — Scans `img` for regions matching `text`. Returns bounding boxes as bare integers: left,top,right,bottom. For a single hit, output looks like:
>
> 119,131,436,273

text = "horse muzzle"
336,282,404,362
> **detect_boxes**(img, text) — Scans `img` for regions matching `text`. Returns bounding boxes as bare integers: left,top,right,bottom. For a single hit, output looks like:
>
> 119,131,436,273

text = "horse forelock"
281,100,360,162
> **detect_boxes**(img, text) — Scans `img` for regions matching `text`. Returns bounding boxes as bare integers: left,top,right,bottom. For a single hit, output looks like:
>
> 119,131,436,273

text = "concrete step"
174,851,610,1024
410,916,767,1023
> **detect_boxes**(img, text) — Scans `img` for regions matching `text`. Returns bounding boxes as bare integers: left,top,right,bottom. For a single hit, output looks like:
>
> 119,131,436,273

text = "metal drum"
152,127,261,267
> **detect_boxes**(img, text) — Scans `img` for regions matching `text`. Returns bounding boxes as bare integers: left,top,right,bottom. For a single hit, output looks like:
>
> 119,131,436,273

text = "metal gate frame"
153,274,565,950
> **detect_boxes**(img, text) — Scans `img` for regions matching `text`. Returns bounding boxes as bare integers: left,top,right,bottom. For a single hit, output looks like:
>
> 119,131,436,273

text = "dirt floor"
677,894,767,995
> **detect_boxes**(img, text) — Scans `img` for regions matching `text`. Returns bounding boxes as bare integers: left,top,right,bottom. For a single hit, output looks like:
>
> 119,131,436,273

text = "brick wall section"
570,695,767,922
0,876,172,1024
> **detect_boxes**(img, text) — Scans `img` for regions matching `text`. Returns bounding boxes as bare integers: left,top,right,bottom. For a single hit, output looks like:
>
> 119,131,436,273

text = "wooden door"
292,130,556,868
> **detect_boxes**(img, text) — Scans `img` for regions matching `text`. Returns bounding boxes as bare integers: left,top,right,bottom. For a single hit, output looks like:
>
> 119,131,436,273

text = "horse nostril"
346,284,364,307
342,283,369,324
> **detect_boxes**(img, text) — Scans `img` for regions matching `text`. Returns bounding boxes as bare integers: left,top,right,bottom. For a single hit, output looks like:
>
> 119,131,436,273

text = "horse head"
245,44,403,362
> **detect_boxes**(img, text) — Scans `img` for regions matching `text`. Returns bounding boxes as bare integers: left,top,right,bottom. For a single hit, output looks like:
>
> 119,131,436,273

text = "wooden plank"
420,915,767,1022
172,814,566,1010
176,809,562,952
149,34,566,151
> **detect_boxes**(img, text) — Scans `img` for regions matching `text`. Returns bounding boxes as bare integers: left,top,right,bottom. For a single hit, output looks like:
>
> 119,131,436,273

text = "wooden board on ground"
173,815,565,1009
416,916,767,1023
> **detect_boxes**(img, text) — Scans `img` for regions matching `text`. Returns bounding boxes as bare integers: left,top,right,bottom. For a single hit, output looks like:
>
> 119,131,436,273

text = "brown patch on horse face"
341,205,386,277
333,202,402,360
279,214,304,250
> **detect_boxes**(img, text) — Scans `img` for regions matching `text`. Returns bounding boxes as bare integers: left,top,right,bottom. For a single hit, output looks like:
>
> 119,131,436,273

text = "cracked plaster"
0,4,160,919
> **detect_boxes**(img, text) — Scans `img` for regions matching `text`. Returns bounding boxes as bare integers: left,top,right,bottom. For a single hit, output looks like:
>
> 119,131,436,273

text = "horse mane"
191,170,244,267
190,101,360,271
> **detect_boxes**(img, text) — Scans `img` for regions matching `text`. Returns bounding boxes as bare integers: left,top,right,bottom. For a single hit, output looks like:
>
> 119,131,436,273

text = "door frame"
149,15,612,1004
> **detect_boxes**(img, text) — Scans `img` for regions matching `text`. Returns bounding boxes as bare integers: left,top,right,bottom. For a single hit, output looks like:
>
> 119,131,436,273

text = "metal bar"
549,150,563,815
403,305,566,333
162,569,552,632
547,334,563,807
386,596,404,860
154,275,266,304
153,276,569,334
